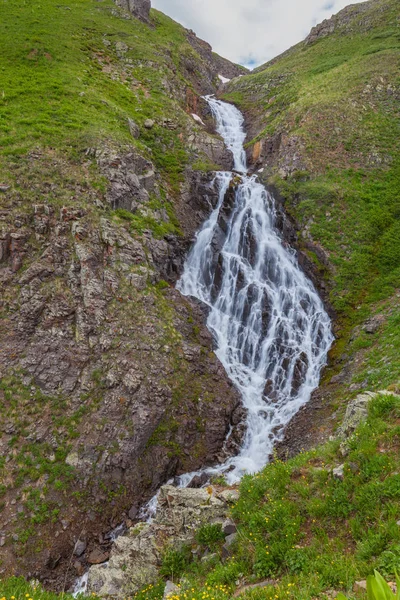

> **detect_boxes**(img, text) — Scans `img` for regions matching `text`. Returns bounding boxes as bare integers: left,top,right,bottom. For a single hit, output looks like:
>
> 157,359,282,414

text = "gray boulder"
163,581,180,599
337,390,399,455
332,464,345,481
87,485,231,598
116,0,151,22
336,392,376,440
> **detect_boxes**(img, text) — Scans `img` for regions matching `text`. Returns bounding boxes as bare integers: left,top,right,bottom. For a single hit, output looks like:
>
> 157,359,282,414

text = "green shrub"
160,546,191,579
196,523,225,549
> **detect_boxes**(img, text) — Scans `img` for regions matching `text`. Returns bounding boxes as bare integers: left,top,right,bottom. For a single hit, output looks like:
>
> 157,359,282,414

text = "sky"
152,0,366,68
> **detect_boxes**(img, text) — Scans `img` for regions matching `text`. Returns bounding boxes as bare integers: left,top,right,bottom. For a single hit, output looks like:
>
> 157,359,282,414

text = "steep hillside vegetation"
125,392,400,600
0,0,246,586
223,0,400,452
105,2,400,598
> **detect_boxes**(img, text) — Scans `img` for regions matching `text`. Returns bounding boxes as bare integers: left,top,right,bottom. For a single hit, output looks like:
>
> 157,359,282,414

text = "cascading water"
176,96,334,483
73,98,333,591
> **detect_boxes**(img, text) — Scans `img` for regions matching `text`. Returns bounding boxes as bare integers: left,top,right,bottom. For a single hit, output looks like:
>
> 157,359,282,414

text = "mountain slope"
0,0,246,586
223,0,400,451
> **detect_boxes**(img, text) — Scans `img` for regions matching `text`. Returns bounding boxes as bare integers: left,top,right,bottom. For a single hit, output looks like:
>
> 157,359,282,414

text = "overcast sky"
152,0,366,68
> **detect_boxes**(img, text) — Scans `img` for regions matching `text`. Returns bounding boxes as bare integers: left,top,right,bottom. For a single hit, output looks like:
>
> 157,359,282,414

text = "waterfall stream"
176,96,333,483
73,97,333,593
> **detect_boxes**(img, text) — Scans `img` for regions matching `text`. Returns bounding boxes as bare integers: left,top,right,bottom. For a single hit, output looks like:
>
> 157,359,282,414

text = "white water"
176,96,333,483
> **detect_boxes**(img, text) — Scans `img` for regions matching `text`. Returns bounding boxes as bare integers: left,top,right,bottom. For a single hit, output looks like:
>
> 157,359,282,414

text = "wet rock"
186,472,208,488
187,131,233,171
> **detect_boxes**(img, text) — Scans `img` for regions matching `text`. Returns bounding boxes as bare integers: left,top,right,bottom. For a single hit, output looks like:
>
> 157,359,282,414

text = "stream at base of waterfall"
73,97,333,593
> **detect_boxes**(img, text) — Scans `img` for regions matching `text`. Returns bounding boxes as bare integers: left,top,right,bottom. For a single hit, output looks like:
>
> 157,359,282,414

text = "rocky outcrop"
87,485,238,598
337,390,399,453
185,30,248,82
249,133,309,178
306,0,392,44
116,0,151,22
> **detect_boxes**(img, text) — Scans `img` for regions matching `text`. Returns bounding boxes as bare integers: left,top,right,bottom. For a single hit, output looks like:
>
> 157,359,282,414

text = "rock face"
0,143,244,584
336,391,377,440
87,485,235,598
185,30,247,82
336,390,400,454
116,0,151,21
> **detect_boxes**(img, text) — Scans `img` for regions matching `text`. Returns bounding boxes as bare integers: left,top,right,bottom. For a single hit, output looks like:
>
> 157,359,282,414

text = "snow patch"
191,113,206,127
218,74,231,84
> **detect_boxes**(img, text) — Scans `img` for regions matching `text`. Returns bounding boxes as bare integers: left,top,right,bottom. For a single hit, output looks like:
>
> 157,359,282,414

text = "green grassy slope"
0,0,242,582
96,394,400,600
223,0,400,317
0,0,209,190
221,0,400,448
2,395,400,599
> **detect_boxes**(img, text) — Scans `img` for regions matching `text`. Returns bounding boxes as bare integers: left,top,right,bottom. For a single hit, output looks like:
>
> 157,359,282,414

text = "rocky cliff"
116,0,151,22
0,0,247,587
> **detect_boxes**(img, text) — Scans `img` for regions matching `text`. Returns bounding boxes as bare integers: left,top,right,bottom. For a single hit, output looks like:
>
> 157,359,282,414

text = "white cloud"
151,0,366,67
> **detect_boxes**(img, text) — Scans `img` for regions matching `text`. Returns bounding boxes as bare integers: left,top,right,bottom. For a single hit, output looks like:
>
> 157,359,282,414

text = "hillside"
0,0,246,586
0,0,399,598
223,0,400,454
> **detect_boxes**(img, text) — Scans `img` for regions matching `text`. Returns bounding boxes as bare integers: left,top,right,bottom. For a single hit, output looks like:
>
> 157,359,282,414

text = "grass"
0,577,91,600
274,162,400,315
221,0,400,446
132,393,400,599
0,0,217,196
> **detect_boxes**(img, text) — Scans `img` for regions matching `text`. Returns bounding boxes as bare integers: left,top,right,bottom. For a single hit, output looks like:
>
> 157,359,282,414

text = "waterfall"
72,96,334,596
177,96,333,483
